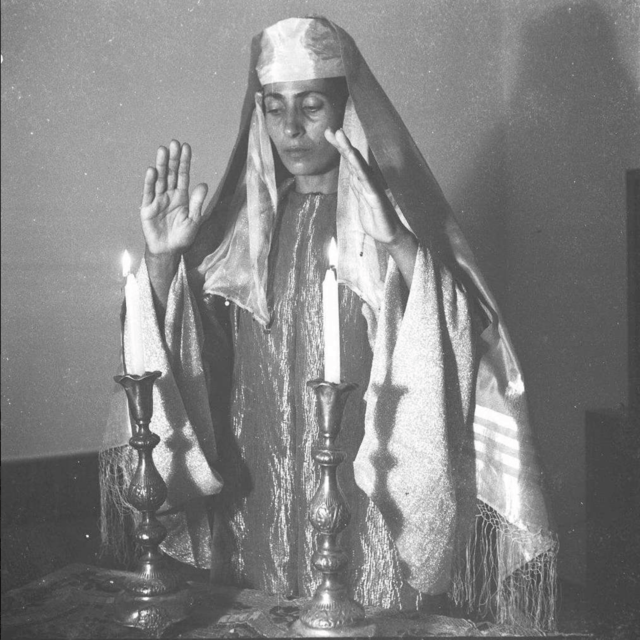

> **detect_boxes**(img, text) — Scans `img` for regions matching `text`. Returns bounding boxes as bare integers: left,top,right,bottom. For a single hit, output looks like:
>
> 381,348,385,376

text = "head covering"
191,17,557,630
256,17,345,85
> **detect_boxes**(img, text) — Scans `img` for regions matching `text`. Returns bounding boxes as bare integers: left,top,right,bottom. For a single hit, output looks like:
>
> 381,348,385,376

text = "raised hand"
325,128,418,287
141,140,209,257
324,129,408,247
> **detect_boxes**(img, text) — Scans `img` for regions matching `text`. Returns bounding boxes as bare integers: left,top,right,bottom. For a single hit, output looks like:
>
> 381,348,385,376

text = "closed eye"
264,98,284,116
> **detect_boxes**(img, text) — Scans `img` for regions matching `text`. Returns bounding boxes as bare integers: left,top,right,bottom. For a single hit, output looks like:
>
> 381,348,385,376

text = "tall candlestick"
122,251,146,376
323,238,340,384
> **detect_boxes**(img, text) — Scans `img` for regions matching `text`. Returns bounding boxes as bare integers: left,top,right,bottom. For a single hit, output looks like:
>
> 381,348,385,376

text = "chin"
277,146,340,179
284,160,339,178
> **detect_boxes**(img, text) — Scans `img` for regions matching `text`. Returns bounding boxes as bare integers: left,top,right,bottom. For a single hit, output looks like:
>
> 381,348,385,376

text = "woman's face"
262,78,348,182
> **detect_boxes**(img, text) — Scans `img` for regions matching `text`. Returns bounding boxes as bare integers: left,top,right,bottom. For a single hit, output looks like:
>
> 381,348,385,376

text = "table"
1,563,572,638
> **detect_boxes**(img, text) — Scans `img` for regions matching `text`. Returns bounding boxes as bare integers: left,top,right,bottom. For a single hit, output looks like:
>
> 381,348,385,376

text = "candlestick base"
114,587,195,638
290,616,376,637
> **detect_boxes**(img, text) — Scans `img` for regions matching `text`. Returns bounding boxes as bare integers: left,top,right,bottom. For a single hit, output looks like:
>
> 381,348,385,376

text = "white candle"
323,238,341,384
122,251,146,376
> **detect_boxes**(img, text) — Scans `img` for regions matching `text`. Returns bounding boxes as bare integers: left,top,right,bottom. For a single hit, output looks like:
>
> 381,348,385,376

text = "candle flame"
328,238,338,268
122,250,131,278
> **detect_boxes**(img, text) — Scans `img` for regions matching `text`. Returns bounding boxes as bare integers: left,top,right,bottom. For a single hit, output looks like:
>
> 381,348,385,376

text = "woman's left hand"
325,128,418,288
325,128,408,247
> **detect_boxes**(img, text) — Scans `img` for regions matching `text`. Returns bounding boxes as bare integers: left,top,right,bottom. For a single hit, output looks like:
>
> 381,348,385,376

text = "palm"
142,187,198,255
140,141,209,256
324,129,401,246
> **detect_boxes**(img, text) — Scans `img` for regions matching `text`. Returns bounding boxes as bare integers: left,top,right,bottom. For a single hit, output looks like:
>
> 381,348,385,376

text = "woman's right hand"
141,140,209,257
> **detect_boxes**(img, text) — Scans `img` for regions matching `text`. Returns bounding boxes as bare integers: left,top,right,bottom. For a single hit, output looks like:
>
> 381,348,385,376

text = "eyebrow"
263,90,327,100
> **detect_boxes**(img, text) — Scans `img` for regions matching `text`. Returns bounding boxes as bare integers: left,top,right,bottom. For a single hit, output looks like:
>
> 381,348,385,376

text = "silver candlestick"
291,379,375,637
112,371,194,637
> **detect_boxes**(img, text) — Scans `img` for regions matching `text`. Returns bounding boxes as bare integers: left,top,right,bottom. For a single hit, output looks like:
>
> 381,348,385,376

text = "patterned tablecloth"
1,563,566,638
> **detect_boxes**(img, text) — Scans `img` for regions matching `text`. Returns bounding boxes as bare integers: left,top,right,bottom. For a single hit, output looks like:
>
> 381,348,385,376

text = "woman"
102,17,557,629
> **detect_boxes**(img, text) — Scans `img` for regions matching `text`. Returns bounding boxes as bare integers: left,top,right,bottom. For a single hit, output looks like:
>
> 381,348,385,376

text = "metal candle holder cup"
113,371,193,636
292,379,375,637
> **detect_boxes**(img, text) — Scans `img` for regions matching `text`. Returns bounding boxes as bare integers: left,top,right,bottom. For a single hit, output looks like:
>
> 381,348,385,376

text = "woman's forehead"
262,78,345,99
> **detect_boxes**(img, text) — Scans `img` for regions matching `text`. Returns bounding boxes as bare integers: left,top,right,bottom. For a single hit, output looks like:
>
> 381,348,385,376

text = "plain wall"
2,0,638,585
501,0,639,583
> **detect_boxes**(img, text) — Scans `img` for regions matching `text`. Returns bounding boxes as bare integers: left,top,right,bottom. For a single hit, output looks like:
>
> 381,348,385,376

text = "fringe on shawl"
98,445,137,567
451,500,559,632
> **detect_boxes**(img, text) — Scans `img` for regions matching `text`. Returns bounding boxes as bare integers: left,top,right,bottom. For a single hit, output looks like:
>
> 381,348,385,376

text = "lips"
282,147,310,158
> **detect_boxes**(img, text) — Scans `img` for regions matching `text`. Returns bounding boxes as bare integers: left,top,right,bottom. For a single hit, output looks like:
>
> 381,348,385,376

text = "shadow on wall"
504,0,639,585
424,1,639,590
452,123,508,304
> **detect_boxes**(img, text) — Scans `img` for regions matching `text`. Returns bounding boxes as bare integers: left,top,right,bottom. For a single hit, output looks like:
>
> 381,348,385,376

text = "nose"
283,107,303,138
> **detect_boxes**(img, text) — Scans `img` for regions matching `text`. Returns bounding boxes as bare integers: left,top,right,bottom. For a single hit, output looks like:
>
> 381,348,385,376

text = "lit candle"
323,238,340,384
122,251,146,376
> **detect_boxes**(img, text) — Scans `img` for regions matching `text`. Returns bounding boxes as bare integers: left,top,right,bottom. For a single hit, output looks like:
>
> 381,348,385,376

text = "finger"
141,167,158,208
325,128,353,159
155,146,169,194
330,128,354,155
167,140,181,191
326,128,374,192
324,128,339,148
334,129,370,181
177,143,192,194
189,183,209,220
